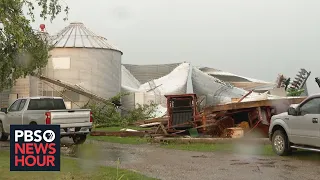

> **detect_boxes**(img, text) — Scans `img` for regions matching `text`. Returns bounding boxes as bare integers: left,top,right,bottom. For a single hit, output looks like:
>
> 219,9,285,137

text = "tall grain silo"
38,22,123,108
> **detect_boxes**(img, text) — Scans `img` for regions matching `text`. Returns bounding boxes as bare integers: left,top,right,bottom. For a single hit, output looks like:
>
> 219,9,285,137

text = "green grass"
88,136,148,144
93,126,151,132
0,150,155,180
88,126,150,144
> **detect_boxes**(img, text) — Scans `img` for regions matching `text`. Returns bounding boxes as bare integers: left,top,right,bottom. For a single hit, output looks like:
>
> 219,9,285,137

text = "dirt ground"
1,139,320,180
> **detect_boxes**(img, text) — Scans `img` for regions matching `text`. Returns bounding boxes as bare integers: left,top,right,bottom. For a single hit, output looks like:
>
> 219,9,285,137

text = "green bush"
287,88,305,96
83,93,158,128
123,102,158,125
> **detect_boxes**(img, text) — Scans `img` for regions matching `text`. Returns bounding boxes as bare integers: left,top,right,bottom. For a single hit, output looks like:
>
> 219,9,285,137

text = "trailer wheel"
0,122,9,141
73,135,87,144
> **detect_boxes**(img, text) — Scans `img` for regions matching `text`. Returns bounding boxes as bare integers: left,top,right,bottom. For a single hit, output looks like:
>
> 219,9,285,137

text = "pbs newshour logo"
10,125,60,171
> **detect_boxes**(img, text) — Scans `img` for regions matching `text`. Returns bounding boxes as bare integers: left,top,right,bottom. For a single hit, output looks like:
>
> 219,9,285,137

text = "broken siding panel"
229,82,275,91
200,67,272,84
123,63,181,84
121,65,141,89
138,63,190,95
192,67,247,105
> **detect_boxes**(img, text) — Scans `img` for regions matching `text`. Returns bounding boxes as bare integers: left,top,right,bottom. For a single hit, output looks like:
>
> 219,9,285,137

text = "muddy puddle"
60,142,136,164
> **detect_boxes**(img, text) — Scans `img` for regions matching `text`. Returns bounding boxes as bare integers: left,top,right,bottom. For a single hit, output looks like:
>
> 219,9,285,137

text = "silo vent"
70,22,84,25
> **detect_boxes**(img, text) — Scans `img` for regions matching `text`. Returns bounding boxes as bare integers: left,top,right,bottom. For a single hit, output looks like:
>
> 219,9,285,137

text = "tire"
272,130,291,156
72,135,87,144
29,122,37,125
0,122,9,141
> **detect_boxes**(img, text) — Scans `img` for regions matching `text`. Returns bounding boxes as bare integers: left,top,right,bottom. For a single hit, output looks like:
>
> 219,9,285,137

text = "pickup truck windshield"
27,99,66,110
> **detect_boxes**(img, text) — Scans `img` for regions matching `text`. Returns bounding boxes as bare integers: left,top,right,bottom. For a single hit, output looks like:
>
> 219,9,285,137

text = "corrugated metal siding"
123,63,181,84
200,67,272,84
11,76,31,98
0,90,10,107
121,88,135,114
42,47,122,107
192,67,247,105
121,65,140,89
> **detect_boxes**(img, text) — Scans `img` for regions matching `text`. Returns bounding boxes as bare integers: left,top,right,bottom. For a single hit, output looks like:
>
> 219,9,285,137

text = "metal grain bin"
39,22,123,108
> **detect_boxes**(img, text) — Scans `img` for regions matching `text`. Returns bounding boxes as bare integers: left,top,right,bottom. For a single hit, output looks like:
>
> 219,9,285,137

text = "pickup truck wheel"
0,122,9,141
272,130,291,156
73,135,87,144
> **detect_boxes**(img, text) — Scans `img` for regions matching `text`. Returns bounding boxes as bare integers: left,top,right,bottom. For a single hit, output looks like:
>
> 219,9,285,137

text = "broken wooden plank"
159,123,168,135
135,117,168,125
154,123,169,135
204,97,306,113
140,122,161,127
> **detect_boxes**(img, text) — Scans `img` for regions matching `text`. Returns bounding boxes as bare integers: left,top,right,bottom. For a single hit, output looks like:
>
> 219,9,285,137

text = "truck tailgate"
49,109,91,128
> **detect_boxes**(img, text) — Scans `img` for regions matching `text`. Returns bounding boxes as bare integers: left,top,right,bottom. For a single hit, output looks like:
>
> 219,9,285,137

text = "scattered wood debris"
91,96,306,141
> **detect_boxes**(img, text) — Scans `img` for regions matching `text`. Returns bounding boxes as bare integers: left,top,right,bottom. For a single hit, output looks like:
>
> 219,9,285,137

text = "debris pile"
90,68,309,140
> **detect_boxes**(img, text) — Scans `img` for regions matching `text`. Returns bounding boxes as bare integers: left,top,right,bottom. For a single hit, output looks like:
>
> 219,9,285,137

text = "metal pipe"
237,90,253,103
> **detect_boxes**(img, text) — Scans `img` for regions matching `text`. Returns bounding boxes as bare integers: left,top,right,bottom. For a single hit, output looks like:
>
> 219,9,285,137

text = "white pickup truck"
0,96,93,144
269,94,320,156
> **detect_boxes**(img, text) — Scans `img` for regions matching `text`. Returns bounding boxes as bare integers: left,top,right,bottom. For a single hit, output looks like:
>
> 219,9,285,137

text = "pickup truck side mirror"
288,107,298,116
0,108,8,114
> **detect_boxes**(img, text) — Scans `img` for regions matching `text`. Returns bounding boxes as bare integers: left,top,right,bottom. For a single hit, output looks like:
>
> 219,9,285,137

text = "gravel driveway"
1,139,320,180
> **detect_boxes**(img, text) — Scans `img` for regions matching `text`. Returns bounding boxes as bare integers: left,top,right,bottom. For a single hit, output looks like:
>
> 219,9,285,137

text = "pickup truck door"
288,97,320,147
6,99,22,126
16,99,27,124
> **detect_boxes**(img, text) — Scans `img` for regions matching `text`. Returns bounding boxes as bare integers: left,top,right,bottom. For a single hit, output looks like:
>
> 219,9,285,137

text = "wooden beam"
204,97,306,113
151,137,271,145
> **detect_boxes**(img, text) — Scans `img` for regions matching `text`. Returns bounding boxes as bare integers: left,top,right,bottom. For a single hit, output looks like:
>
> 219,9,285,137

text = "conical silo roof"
50,22,122,53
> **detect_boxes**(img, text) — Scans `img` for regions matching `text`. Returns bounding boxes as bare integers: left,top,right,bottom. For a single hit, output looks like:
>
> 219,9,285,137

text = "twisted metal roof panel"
123,63,182,84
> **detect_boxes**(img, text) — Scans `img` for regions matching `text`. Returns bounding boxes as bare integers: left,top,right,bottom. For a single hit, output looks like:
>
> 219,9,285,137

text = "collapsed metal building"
121,62,190,112
198,67,276,93
192,67,284,106
123,63,181,84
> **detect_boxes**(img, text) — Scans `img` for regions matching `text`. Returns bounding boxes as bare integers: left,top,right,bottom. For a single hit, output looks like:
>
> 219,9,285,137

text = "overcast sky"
31,0,320,94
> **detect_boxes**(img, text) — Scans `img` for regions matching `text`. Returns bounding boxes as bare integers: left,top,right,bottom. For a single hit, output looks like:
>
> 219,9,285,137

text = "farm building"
0,22,123,109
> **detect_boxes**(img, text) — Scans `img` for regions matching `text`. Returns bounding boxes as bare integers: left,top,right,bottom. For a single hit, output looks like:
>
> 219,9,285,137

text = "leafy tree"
287,88,305,96
0,0,69,91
